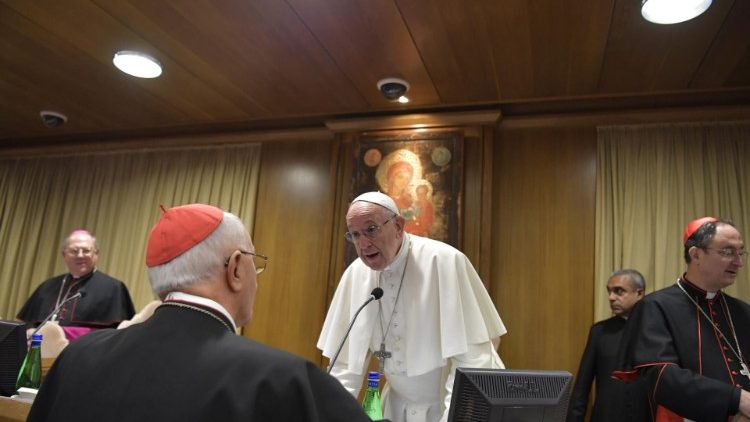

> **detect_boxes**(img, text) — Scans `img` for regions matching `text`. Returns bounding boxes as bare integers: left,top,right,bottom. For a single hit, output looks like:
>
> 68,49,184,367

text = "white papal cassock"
318,233,507,422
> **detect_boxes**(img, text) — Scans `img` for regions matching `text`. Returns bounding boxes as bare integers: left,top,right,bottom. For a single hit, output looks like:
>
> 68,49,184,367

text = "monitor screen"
0,320,28,396
447,368,572,422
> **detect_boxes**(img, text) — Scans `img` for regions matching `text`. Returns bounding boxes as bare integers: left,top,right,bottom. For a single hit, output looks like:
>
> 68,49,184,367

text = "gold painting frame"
348,129,464,256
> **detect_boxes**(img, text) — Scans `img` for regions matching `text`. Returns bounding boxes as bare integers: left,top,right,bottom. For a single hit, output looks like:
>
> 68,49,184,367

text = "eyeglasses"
224,250,268,274
704,247,748,259
64,247,96,257
344,215,397,243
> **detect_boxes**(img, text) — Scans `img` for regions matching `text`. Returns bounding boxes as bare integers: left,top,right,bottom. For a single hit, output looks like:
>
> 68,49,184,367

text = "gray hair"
610,268,646,291
147,212,249,296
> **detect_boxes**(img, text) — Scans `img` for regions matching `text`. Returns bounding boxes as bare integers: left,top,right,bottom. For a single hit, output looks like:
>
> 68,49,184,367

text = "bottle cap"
31,333,43,341
367,371,379,380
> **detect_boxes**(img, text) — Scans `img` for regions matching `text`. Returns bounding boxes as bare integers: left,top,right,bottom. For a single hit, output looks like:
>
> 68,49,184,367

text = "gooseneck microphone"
327,287,383,374
30,291,87,338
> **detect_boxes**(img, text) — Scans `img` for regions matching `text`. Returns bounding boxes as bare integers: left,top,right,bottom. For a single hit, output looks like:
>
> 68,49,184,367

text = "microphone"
30,291,87,338
327,288,383,374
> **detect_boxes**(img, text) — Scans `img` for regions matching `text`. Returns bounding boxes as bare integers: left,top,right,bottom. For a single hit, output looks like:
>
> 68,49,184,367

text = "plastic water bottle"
362,371,383,420
16,333,43,390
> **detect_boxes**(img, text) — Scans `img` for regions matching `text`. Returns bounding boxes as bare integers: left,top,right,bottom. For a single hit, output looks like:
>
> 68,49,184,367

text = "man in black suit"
567,269,646,422
28,204,371,422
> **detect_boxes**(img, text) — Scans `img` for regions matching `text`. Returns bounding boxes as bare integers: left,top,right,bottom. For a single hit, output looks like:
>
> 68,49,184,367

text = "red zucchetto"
683,216,718,245
146,204,224,267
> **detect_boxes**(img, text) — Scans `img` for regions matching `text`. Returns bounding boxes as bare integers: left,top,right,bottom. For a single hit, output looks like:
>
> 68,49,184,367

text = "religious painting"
348,129,463,255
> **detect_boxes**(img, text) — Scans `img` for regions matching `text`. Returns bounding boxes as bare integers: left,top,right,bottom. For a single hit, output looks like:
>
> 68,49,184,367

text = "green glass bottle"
362,371,383,420
16,333,43,391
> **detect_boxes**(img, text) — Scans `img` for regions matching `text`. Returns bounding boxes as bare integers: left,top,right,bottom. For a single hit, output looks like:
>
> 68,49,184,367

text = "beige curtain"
0,143,261,320
595,121,750,321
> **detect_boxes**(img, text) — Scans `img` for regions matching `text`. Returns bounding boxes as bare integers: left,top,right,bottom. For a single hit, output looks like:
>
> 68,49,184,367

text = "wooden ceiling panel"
726,53,750,87
94,1,272,118
551,0,615,96
2,1,227,121
480,0,535,100
109,1,368,114
0,0,747,144
691,0,750,89
526,0,615,97
398,0,499,103
598,0,735,93
287,0,439,108
478,0,615,101
1,1,262,135
0,5,185,138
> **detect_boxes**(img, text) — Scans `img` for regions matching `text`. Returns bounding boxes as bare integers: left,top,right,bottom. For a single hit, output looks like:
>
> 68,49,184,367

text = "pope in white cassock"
318,191,507,422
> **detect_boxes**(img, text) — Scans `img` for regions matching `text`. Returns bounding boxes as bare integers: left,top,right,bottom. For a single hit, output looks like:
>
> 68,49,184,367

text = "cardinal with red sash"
615,217,750,421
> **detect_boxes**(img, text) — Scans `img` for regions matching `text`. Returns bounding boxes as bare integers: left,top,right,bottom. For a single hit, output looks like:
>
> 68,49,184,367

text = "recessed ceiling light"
641,0,712,24
113,51,162,78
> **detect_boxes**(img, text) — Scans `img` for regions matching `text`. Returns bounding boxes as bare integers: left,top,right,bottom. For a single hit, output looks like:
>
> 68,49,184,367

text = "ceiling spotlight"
113,50,162,78
641,0,712,24
377,77,410,102
39,110,68,128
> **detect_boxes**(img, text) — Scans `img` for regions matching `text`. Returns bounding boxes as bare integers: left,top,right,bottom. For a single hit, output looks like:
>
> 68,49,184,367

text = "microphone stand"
30,292,83,339
327,288,382,374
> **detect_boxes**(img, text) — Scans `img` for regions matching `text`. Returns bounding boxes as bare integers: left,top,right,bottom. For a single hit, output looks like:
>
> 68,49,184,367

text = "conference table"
0,396,30,422
0,357,55,422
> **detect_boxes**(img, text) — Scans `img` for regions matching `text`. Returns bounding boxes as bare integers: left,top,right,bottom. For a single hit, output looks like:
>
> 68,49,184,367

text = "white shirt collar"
383,233,411,273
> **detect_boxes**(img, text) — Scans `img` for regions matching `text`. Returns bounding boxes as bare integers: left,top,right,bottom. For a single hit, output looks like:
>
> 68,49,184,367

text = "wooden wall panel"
491,125,597,375
243,123,598,376
243,137,339,362
461,127,491,282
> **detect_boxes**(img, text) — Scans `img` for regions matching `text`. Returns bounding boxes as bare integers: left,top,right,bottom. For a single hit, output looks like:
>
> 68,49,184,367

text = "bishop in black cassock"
615,217,750,421
17,270,135,330
17,229,135,340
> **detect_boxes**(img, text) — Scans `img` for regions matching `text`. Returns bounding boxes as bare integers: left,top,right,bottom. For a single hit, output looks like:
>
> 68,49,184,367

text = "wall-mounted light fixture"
113,51,162,78
641,0,712,24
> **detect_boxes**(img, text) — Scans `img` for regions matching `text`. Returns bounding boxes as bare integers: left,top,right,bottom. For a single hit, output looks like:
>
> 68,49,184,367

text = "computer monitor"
0,320,28,396
447,368,572,422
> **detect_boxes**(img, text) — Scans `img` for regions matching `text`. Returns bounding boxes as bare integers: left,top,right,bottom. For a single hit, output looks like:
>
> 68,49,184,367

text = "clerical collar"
382,234,411,274
164,291,237,331
679,276,717,300
69,268,97,281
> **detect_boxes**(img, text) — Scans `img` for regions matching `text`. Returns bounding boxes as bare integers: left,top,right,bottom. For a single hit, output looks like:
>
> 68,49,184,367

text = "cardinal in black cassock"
615,217,750,422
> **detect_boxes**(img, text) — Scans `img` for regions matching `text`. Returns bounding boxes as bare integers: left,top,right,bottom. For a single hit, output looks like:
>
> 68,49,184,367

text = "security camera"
39,110,68,128
377,78,410,101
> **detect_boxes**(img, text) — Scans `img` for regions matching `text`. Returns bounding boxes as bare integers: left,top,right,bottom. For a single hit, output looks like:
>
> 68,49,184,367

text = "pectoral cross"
741,363,750,379
374,342,392,375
